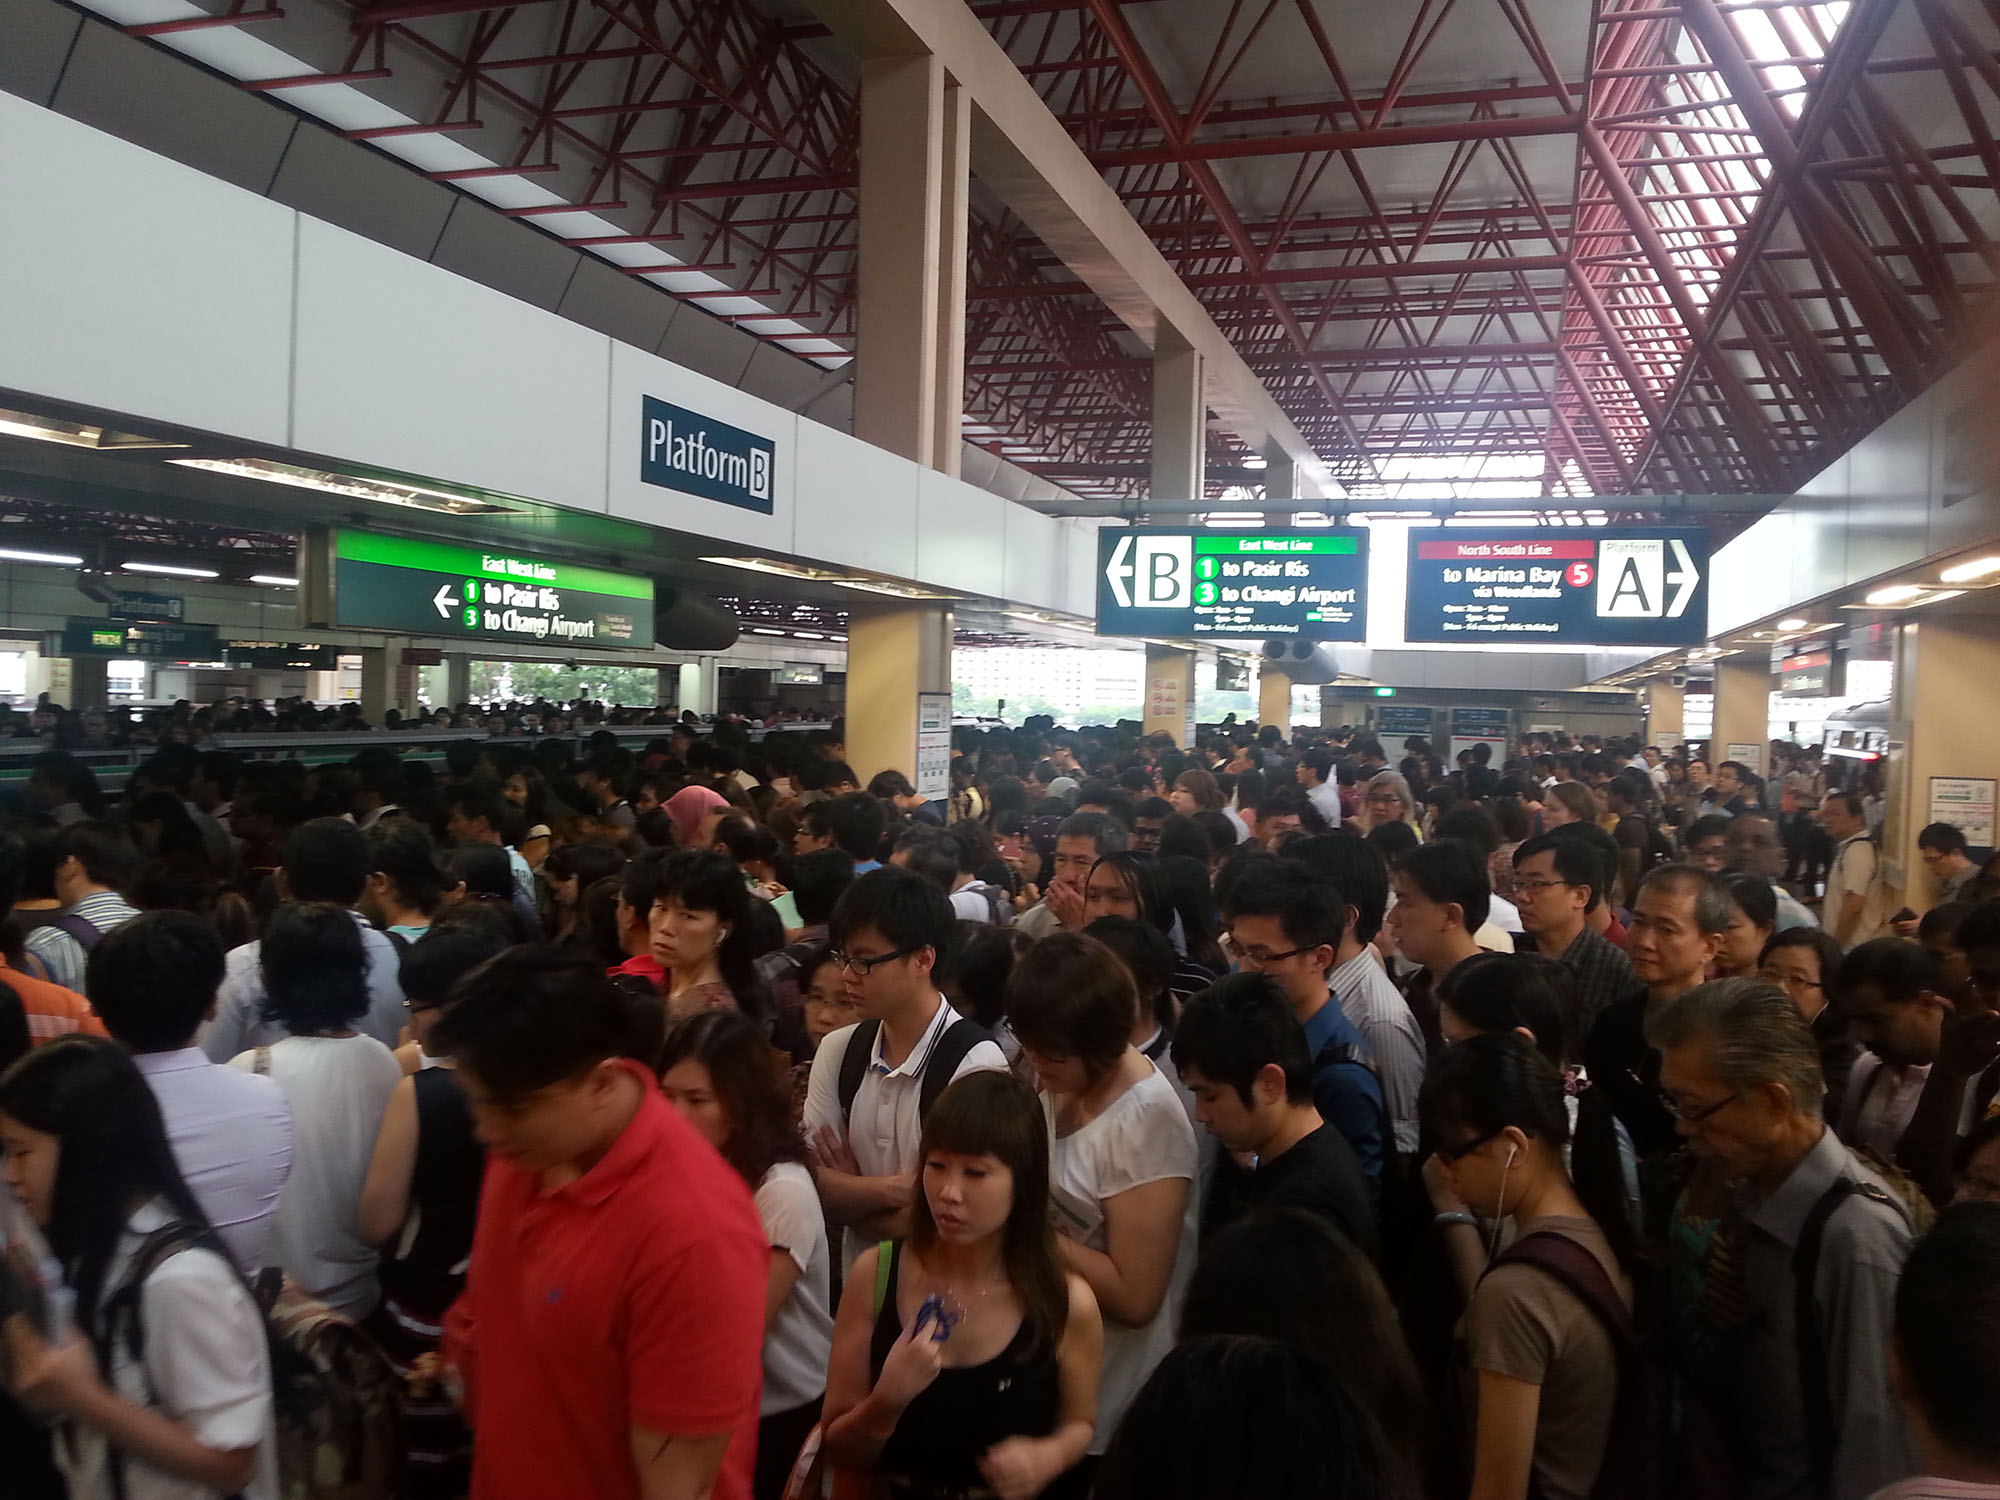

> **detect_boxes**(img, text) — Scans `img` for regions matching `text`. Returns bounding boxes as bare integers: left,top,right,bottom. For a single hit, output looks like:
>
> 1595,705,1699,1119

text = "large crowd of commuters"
3,709,2000,1500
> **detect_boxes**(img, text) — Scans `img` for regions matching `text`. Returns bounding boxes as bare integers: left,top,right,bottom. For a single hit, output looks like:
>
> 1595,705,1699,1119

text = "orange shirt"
3,958,108,1042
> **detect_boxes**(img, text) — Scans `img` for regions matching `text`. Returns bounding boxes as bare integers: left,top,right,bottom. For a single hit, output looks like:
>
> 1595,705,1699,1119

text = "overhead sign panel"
639,396,776,514
59,620,219,660
1404,528,1709,646
331,532,654,649
1096,528,1368,640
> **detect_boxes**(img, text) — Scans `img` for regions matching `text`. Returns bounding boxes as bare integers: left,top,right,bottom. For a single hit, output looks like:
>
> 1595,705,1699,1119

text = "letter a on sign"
1596,539,1664,618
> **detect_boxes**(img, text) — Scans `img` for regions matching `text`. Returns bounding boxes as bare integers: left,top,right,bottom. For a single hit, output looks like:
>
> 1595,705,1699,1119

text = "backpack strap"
99,1222,209,1500
1794,1176,1903,1494
836,1019,882,1122
46,913,104,952
252,1046,271,1077
918,1019,991,1121
1488,1230,1638,1357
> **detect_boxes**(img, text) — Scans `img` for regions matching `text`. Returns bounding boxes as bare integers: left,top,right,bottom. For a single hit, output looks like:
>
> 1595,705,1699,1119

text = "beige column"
1645,677,1685,747
1143,334,1205,744
65,657,108,711
1143,643,1195,746
845,604,953,784
1889,618,2000,911
853,52,966,473
359,646,391,724
1257,663,1291,733
1709,652,1773,777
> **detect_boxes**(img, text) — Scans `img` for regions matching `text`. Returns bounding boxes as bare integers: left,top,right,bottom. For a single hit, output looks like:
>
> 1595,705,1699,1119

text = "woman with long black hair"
646,848,773,1024
1420,1032,1637,1500
0,1035,276,1499
1080,853,1220,1005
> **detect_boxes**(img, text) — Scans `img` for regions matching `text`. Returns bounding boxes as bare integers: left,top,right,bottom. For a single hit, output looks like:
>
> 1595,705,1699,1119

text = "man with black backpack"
1651,978,1917,1500
801,868,1008,1269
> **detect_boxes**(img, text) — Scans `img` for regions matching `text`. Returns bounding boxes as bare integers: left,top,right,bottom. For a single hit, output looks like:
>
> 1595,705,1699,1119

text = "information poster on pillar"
915,692,953,803
1929,777,1997,849
1404,529,1709,646
1096,528,1368,639
329,532,654,650
1448,707,1512,768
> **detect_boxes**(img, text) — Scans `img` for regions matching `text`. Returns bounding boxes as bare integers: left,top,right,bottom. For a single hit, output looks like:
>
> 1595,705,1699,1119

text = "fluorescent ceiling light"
0,547,85,566
1864,584,1923,605
1776,617,1809,630
123,562,218,579
0,407,188,451
792,630,825,640
249,575,299,588
698,555,959,602
748,627,785,636
170,457,522,516
1941,556,2000,584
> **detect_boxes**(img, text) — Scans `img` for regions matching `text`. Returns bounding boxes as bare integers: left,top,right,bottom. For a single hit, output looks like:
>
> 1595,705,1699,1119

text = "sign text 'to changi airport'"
1096,528,1369,640
1404,528,1709,647
332,532,654,649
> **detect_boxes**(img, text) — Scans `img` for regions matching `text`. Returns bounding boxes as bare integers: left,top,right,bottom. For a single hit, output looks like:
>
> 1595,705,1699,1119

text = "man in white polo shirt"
803,868,1008,1268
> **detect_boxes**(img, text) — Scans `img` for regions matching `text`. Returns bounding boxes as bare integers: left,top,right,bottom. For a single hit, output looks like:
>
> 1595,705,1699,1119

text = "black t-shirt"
1582,987,1678,1160
1207,1122,1379,1260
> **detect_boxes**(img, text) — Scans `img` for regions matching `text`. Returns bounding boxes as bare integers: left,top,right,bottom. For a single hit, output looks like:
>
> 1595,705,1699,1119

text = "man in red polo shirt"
437,947,766,1500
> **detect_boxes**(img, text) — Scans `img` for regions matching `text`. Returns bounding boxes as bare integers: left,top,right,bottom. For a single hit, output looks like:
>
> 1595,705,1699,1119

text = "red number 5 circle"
1566,561,1594,588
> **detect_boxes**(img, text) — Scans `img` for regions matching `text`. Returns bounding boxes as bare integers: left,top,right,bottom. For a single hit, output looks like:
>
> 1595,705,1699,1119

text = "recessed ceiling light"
0,547,85,566
248,575,299,588
1776,617,1809,631
1941,556,2000,584
1865,584,1923,605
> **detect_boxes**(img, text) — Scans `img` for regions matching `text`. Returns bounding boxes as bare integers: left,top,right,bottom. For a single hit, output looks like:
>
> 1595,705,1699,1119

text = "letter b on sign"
1136,537,1192,608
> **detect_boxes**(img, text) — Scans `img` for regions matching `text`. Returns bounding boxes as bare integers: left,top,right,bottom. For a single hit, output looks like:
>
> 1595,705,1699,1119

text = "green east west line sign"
332,532,654,650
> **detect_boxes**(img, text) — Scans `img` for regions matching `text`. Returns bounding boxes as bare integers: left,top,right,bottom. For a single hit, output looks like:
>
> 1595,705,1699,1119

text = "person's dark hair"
1180,1208,1426,1490
1220,859,1344,954
789,848,857,928
907,1070,1070,1358
446,842,516,903
431,945,652,1102
1918,821,1970,857
658,1008,807,1187
1685,812,1734,848
1172,769,1226,812
86,910,226,1053
1189,809,1242,863
1290,834,1391,942
652,849,768,1013
1155,813,1207,864
1003,931,1137,1082
1396,841,1491,932
819,790,888,862
1056,811,1128,857
1511,829,1605,913
0,1036,218,1327
52,822,138,894
1831,935,1949,1008
829,865,957,966
1086,915,1177,1036
1171,973,1311,1105
32,751,107,816
400,925,511,1014
127,791,207,863
1435,804,1500,856
1435,951,1575,1067
945,924,1034,1032
545,839,628,900
445,781,513,839
0,981,26,1072
1364,819,1418,867
366,818,449,916
1758,925,1845,985
892,825,960,893
1086,852,1169,927
259,900,370,1035
1095,1334,1409,1500
580,875,629,969
1420,1030,1634,1269
1723,871,1778,934
281,816,371,906
1893,1202,2000,1468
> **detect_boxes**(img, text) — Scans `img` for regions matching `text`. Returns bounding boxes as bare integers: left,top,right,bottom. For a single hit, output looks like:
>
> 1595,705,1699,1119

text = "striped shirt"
23,890,139,993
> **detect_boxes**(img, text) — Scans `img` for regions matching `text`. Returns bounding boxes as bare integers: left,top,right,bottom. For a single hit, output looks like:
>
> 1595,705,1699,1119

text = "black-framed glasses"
828,945,915,976
1660,1089,1741,1125
1222,932,1315,965
1434,1125,1505,1165
1511,878,1573,897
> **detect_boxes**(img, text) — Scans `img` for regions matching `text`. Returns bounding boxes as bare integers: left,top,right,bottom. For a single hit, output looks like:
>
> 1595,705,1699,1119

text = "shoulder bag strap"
872,1240,896,1317
100,1223,207,1500
918,1019,991,1121
1486,1230,1638,1356
1793,1177,1901,1492
47,913,104,951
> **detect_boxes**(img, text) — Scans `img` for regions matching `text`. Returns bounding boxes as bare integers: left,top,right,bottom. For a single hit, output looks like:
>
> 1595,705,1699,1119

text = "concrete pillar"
853,52,966,473
1710,651,1773,777
677,660,713,717
1890,618,2000,911
359,646,391,725
1151,327,1206,499
845,605,952,783
1262,437,1301,508
1143,643,1196,747
1258,663,1291,734
657,665,679,712
1645,677,1685,747
65,657,107,711
446,654,472,710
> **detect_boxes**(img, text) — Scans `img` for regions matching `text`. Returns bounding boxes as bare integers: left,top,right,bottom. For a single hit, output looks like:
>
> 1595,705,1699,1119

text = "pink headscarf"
665,784,730,844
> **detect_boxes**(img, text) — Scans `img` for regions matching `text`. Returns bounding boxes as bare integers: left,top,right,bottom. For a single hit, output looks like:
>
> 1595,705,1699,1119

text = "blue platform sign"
640,396,776,514
1405,529,1709,646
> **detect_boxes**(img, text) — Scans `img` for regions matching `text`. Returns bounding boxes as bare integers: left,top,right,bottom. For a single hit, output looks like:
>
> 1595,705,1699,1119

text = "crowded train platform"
7,0,2000,1496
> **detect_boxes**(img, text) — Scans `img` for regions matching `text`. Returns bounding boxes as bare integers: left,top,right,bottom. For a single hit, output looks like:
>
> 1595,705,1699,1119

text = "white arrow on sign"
1665,538,1699,618
1104,533,1136,609
433,583,457,620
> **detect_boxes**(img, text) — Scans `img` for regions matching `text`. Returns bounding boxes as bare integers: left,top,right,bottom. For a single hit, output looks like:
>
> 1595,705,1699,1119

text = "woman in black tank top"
822,1071,1102,1500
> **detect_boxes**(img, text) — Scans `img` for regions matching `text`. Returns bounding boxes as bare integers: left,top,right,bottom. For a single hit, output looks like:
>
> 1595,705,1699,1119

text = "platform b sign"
1104,534,1193,610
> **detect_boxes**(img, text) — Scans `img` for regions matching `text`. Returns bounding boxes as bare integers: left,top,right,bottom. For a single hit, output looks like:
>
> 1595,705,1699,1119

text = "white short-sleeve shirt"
1043,1063,1199,1453
62,1200,278,1500
754,1160,835,1415
801,997,1009,1269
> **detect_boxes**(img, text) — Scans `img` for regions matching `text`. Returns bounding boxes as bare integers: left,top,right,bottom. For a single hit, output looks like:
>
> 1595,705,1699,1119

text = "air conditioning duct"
1260,639,1342,684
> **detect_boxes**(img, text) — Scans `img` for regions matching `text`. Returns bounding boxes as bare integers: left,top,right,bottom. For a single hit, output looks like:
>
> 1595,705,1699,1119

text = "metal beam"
1087,111,1583,166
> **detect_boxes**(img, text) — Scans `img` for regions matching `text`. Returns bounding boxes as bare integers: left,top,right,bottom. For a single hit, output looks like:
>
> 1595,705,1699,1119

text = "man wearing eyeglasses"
801,868,1008,1268
1509,831,1635,1030
1649,979,1916,1500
